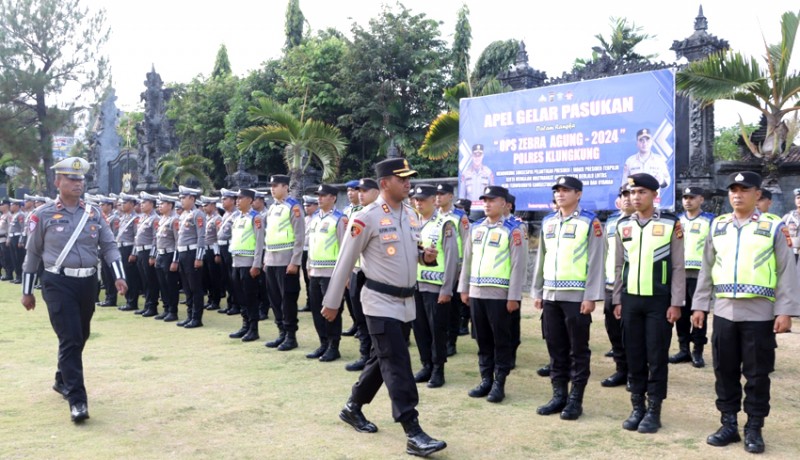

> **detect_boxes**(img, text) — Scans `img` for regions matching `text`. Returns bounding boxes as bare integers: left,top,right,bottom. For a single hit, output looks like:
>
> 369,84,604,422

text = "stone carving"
135,65,179,191
498,41,547,90
86,89,122,193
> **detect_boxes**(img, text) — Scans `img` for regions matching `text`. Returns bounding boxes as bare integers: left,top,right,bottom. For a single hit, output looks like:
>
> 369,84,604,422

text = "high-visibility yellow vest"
710,213,778,301
442,208,467,258
605,212,622,286
469,218,520,288
266,197,299,252
681,212,713,269
230,210,257,256
417,212,447,285
618,213,678,296
542,209,595,290
308,209,344,268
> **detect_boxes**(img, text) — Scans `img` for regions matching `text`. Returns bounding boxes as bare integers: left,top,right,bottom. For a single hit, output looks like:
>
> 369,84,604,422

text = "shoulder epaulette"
285,197,300,207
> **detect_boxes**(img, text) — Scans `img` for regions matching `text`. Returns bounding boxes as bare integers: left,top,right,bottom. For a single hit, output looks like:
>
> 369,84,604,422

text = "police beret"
269,174,290,185
356,178,379,191
726,171,761,189
436,183,455,194
413,184,436,199
626,173,660,191
681,186,704,197
479,185,510,201
374,158,417,179
315,184,339,196
636,128,652,140
759,189,772,200
552,176,583,192
345,180,360,189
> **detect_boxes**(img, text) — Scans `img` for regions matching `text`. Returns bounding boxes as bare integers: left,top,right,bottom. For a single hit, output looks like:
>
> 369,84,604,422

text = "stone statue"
135,65,179,192
86,88,122,193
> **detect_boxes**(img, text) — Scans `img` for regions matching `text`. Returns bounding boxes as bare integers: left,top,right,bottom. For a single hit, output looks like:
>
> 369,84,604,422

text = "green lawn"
1,283,799,459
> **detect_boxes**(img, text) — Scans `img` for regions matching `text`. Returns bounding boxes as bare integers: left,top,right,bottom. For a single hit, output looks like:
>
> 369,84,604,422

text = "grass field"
1,282,800,459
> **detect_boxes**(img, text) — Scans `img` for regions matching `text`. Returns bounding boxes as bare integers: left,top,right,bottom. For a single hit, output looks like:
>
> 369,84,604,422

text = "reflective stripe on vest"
308,210,342,268
469,220,515,288
681,213,712,269
605,214,622,286
442,210,464,258
710,214,777,301
417,213,446,285
266,200,295,251
542,211,593,291
230,213,256,256
619,215,676,296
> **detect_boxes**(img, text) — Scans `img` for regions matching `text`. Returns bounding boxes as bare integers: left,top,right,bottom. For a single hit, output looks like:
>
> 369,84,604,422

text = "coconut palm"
237,95,346,198
156,151,214,191
676,10,800,187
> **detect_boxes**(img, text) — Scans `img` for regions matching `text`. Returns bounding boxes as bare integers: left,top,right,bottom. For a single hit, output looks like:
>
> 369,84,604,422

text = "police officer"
200,195,223,311
228,189,266,342
251,190,270,319
21,157,127,423
612,173,685,434
216,188,240,315
504,193,524,367
154,193,181,322
306,184,348,362
263,175,305,351
174,185,206,328
459,185,527,404
461,144,494,202
96,196,121,307
756,189,773,214
781,188,800,259
300,195,318,312
532,176,604,420
411,184,458,388
692,171,800,454
8,198,26,283
134,192,161,317
669,187,714,367
600,186,633,388
341,179,362,336
0,198,12,280
322,158,447,457
116,193,142,312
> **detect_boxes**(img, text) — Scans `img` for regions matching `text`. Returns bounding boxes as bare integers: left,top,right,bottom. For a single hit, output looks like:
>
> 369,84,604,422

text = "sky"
81,0,799,128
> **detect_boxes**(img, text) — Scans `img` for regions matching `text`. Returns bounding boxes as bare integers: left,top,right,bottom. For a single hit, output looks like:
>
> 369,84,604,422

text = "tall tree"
676,10,800,189
0,0,109,194
451,4,471,87
471,39,518,95
156,151,214,191
574,17,656,69
212,44,232,79
284,0,305,50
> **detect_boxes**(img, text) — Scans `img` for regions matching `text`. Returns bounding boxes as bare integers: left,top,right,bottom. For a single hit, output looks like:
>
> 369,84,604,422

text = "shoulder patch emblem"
592,219,602,237
351,218,365,238
255,217,262,229
674,221,683,239
461,216,469,230
28,215,38,233
197,215,204,227
781,226,792,247
512,229,522,246
293,205,301,219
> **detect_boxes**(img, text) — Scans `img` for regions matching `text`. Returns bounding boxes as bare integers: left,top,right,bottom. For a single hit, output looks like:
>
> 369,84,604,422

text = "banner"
53,136,76,161
458,69,676,211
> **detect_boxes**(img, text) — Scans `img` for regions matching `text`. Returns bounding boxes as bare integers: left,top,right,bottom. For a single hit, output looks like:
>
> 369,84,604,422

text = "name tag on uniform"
545,223,555,239
690,222,701,233
474,230,485,243
714,221,729,236
754,221,773,237
563,223,576,239
320,222,330,233
652,224,664,236
488,232,501,247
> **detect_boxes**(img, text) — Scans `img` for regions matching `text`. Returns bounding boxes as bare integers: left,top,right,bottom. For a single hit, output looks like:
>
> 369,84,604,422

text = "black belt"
365,278,416,298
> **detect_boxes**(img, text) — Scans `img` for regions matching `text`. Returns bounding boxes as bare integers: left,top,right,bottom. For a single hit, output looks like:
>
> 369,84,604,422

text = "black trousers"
41,271,96,405
351,315,419,423
0,242,10,278
257,270,268,313
100,259,117,304
308,276,342,345
448,283,465,345
202,249,223,304
9,236,23,281
543,300,592,385
350,270,371,358
621,293,672,399
471,297,514,377
119,246,141,309
136,249,159,309
412,290,449,366
674,277,707,347
219,244,234,307
604,289,627,372
265,265,300,332
178,249,204,320
712,316,775,417
155,252,180,313
301,250,309,306
232,266,260,323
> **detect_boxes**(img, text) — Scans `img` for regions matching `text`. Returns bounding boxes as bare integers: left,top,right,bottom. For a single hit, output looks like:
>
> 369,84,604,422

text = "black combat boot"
487,372,507,403
229,319,249,339
176,308,193,327
427,365,445,388
536,364,551,377
691,344,705,368
339,397,378,433
265,328,286,348
707,412,741,446
744,415,765,454
668,343,691,364
345,355,368,372
601,370,627,387
319,340,341,362
537,381,568,415
306,342,327,359
277,331,298,351
622,393,647,431
414,364,432,383
560,383,586,420
637,397,662,433
401,418,447,457
468,373,493,398
241,320,260,342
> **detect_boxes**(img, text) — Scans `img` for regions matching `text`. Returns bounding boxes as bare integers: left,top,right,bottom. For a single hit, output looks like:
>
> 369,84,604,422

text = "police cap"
269,174,290,185
238,189,256,200
413,184,436,199
552,176,583,191
51,157,90,180
759,189,772,200
139,191,159,203
627,173,660,191
436,183,455,194
220,188,238,198
726,171,761,189
681,186,704,197
178,185,202,198
479,185,510,201
302,194,318,205
345,180,360,189
374,158,417,179
315,184,338,196
636,128,652,140
356,178,379,191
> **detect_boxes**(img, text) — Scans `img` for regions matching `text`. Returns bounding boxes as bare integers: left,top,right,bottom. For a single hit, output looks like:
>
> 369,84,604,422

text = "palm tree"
237,96,346,198
676,10,800,188
574,17,656,69
156,151,214,191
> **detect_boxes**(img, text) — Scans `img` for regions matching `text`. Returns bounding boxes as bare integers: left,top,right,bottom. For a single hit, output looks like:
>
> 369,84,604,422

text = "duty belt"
0,237,6,243
9,232,22,237
177,244,198,252
135,245,154,252
218,239,229,246
117,242,134,247
157,248,174,255
45,266,97,278
365,278,416,298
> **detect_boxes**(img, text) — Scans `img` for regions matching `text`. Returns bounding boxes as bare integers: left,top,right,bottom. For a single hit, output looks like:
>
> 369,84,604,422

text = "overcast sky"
82,0,798,128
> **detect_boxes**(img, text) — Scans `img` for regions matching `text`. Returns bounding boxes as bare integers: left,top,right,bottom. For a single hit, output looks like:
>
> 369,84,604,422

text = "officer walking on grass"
692,171,800,454
321,158,447,458
21,157,127,423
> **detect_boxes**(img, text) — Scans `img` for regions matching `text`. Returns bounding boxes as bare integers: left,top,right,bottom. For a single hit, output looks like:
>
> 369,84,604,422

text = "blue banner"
459,69,676,211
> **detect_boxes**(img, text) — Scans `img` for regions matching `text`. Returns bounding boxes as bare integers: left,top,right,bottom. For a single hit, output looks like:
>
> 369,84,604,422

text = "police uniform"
622,129,670,189
458,185,527,403
460,144,494,202
200,196,223,310
692,171,800,454
780,193,800,256
670,186,714,366
8,199,26,283
613,173,685,434
340,179,362,335
252,191,269,319
175,186,206,328
97,197,121,306
216,189,240,314
228,188,266,342
116,193,142,311
0,199,12,280
263,175,305,351
154,193,181,322
300,195,318,312
134,192,161,316
601,187,630,387
22,157,126,422
532,176,605,419
306,184,349,361
411,184,458,388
